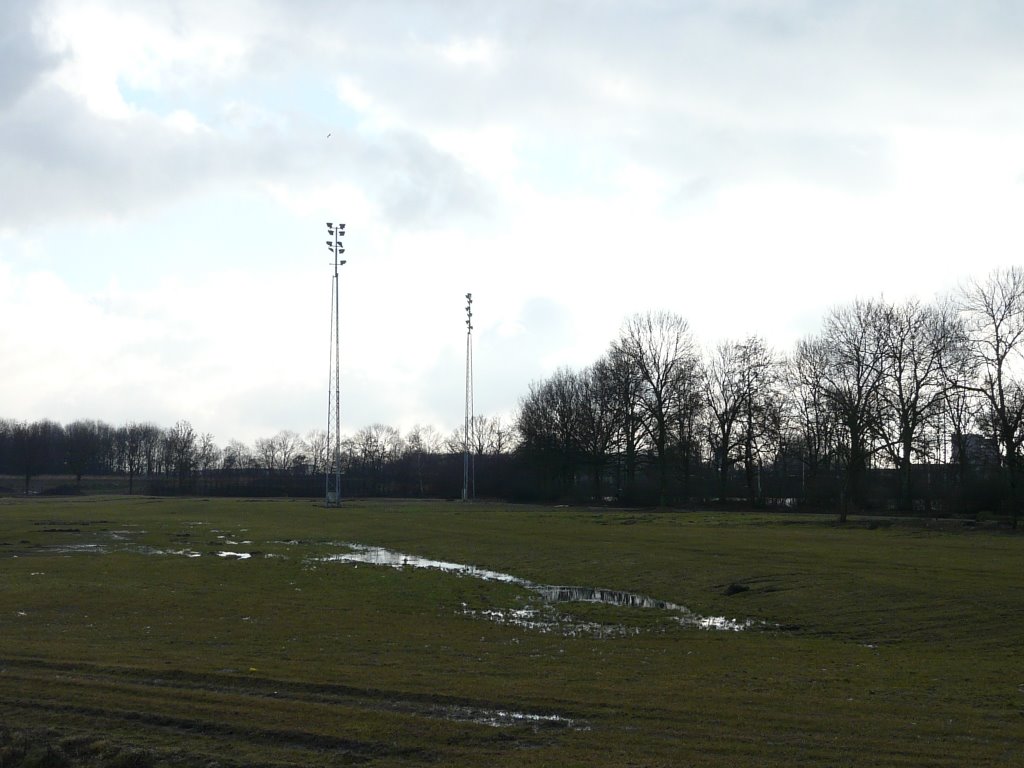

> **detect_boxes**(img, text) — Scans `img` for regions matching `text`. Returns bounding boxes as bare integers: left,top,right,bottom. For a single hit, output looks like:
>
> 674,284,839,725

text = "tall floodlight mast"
462,293,475,502
325,222,346,507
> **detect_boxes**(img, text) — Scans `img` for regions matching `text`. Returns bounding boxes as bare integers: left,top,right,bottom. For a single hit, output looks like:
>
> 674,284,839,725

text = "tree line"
516,267,1024,522
0,415,516,499
3,267,1024,521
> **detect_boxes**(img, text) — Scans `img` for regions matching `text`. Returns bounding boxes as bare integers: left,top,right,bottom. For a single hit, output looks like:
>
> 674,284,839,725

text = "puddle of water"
468,708,583,729
462,605,642,639
390,698,583,729
323,544,756,633
216,551,252,560
533,585,677,610
49,544,111,555
164,549,202,558
684,615,757,630
323,546,524,585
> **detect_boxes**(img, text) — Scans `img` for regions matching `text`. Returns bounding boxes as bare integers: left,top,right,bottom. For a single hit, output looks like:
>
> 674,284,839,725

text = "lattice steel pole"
325,223,346,507
463,293,474,501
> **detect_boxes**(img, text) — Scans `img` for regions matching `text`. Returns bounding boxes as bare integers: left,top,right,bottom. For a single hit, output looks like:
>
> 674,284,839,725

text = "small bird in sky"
327,132,332,138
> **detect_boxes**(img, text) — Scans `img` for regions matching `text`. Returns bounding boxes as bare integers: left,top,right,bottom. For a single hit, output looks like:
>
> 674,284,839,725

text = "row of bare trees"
516,268,1024,521
4,267,1023,517
0,415,515,497
0,419,220,494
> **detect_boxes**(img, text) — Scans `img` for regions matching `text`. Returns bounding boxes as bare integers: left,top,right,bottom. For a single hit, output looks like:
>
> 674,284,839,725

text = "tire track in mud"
0,656,587,737
0,695,420,765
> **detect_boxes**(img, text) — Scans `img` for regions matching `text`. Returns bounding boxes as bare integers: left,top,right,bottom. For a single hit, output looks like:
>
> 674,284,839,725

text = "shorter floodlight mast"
325,222,346,507
462,292,474,502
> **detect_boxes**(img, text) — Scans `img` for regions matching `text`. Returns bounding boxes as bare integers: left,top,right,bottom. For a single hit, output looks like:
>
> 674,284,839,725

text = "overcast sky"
3,1,1024,445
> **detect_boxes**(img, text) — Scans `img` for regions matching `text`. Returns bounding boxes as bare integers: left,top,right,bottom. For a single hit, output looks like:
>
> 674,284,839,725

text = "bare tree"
352,424,404,493
443,425,468,456
938,322,983,483
406,424,443,496
492,417,519,454
407,424,443,454
516,368,585,494
786,337,839,484
139,423,162,476
164,420,197,489
817,300,888,520
253,430,299,472
12,420,64,493
575,357,619,500
470,415,497,455
195,432,221,473
874,299,961,510
117,422,147,494
670,366,705,503
606,345,646,503
704,341,745,499
253,437,278,471
303,430,329,475
276,430,302,472
65,419,102,487
467,415,515,455
958,266,1024,526
222,439,254,471
614,311,699,505
735,336,783,505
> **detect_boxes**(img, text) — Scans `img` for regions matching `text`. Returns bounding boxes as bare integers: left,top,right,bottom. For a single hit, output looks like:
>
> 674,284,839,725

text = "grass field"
0,496,1022,766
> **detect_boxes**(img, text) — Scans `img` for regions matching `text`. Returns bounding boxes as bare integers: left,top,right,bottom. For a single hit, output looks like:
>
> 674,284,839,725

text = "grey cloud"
0,84,489,232
0,86,247,227
360,130,492,227
0,1,495,230
0,4,61,109
643,123,891,207
308,0,1024,191
6,0,1024,230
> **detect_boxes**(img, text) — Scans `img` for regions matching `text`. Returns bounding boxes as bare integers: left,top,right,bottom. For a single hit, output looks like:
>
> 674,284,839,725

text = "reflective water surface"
10,528,756,635
324,544,756,633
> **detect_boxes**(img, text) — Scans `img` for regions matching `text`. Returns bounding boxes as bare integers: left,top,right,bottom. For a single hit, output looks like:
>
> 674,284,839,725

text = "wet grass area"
0,496,1023,765
322,543,757,635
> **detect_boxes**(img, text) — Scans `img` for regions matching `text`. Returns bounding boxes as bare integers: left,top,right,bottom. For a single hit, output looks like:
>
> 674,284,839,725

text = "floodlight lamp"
327,222,333,229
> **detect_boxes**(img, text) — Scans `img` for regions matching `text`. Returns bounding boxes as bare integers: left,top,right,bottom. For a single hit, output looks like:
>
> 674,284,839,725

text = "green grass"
0,496,1022,766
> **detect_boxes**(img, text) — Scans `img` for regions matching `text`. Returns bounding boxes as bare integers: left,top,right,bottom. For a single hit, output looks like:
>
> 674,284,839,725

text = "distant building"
951,433,1000,469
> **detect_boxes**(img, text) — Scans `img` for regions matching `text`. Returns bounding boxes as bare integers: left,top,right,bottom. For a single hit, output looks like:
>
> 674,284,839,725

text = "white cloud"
165,109,206,134
438,38,498,67
44,1,249,117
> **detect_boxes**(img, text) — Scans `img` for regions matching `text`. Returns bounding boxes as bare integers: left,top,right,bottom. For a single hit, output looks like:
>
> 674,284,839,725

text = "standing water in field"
321,544,756,633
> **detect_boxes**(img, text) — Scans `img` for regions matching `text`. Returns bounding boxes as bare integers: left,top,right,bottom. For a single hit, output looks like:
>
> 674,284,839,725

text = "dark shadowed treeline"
0,415,518,500
515,267,1024,521
3,268,1024,520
